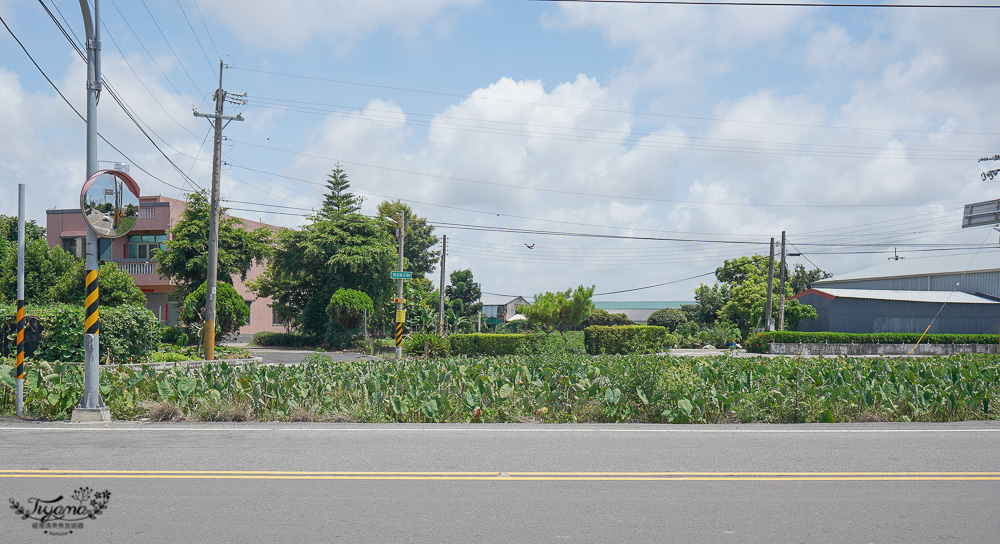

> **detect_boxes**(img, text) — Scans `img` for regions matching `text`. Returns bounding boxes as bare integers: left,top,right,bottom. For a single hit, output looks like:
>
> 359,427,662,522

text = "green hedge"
250,331,322,348
0,303,159,363
449,333,543,356
584,325,676,355
746,331,1000,354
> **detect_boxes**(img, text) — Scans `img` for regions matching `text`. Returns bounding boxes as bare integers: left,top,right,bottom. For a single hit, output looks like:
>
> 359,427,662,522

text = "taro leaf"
637,388,649,406
605,387,621,406
156,380,174,401
390,395,405,415
677,398,693,417
499,383,513,399
818,409,836,423
421,399,439,419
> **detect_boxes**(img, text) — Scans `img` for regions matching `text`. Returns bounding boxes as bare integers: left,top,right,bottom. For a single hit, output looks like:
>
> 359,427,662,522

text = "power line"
176,0,216,76
533,0,1000,7
140,0,204,96
192,0,221,60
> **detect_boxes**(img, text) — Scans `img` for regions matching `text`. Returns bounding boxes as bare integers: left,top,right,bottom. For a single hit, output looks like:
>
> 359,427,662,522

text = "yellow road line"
0,470,998,481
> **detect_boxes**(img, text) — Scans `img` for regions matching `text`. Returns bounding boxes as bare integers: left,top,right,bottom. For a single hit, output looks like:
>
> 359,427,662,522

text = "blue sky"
2,0,1000,303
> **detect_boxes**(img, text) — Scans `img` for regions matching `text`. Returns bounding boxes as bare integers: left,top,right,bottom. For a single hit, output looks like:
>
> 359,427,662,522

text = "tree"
713,255,817,336
0,239,76,304
682,284,729,326
787,263,832,295
646,308,687,332
522,285,595,340
584,308,632,327
377,200,440,277
156,190,272,301
249,212,396,338
48,261,146,307
326,288,374,332
445,269,481,317
181,281,250,341
320,164,363,217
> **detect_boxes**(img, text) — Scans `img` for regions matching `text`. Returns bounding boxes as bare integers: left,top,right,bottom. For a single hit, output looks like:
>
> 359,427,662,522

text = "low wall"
769,343,999,356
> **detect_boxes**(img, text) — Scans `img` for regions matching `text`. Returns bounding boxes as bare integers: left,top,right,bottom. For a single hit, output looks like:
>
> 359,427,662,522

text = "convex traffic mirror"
80,169,141,238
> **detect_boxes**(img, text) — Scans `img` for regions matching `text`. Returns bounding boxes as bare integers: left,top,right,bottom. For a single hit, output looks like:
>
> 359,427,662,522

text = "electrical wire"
533,0,1000,8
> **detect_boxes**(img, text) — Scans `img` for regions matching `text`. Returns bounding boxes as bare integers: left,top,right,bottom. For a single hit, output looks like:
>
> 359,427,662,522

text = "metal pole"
73,0,109,421
438,235,446,336
16,184,25,417
764,238,775,332
395,213,405,359
778,230,787,330
204,60,224,361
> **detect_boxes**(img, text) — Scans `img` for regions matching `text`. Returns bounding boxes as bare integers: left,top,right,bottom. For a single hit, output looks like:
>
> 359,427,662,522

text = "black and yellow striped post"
85,269,99,335
15,298,24,416
394,322,403,348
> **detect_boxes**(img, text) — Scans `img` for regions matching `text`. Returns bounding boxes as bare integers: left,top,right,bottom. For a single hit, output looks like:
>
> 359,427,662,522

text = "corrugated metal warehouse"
795,252,1000,334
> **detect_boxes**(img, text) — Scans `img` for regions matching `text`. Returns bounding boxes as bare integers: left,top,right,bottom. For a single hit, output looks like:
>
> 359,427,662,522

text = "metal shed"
793,288,1000,334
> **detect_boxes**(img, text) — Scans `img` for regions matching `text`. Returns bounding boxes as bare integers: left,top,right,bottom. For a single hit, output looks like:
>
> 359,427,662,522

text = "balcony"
117,261,157,275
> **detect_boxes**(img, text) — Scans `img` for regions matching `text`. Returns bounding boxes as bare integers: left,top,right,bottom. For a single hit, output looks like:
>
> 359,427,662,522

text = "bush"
583,325,675,355
745,331,1000,354
402,332,450,358
101,305,161,363
449,333,544,356
0,303,158,363
161,326,189,347
250,331,322,348
646,308,687,332
699,321,742,348
326,288,374,332
181,282,250,341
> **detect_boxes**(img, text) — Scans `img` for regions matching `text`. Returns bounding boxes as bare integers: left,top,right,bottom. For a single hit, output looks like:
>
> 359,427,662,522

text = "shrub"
326,288,374,332
699,321,742,348
449,333,544,356
250,331,322,348
646,308,688,332
402,332,450,358
101,305,161,363
161,326,189,347
585,308,633,327
745,331,1000,354
181,282,250,340
583,325,675,355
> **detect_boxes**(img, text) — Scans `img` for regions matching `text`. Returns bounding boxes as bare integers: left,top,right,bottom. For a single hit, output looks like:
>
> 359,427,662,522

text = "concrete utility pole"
438,235,446,335
395,213,405,360
778,230,787,331
72,0,110,422
16,184,24,417
764,237,775,332
194,61,243,360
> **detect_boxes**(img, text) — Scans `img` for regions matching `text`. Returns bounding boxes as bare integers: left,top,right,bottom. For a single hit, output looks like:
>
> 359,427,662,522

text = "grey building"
794,252,1000,333
793,288,1000,334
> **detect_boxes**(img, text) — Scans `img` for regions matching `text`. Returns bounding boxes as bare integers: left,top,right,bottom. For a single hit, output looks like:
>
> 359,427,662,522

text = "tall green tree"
711,255,817,336
522,285,595,340
321,164,363,217
48,261,146,307
181,281,250,340
445,269,481,317
155,190,272,301
788,263,833,294
0,239,76,304
377,200,440,277
249,212,396,339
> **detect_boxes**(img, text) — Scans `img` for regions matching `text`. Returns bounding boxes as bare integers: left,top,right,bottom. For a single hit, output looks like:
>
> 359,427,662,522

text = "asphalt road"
1,422,999,542
243,346,380,365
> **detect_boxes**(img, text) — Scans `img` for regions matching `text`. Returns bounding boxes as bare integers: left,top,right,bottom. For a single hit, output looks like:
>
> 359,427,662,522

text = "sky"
2,0,1000,302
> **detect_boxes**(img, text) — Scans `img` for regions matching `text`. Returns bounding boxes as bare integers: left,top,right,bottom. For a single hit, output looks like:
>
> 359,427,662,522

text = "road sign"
393,298,406,304
391,271,412,280
963,199,1000,228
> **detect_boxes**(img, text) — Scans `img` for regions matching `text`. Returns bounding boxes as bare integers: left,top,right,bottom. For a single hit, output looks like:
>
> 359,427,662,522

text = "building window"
61,237,78,256
244,300,252,325
271,305,283,326
98,238,113,262
126,234,166,260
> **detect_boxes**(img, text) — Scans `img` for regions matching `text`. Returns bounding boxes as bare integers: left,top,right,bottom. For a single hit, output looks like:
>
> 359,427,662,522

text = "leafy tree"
326,288,374,332
646,308,688,332
788,263,832,294
445,269,481,317
48,261,146,307
522,285,595,340
181,281,250,340
0,214,45,265
714,255,817,336
377,200,440,277
249,212,396,338
682,284,729,326
156,190,272,301
0,239,76,304
320,163,363,217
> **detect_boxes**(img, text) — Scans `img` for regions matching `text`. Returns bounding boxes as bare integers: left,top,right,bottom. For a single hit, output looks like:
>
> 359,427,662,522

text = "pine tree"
321,164,363,216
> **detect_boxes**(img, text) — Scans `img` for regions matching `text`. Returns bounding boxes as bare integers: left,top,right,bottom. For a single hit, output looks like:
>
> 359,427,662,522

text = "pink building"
46,195,286,339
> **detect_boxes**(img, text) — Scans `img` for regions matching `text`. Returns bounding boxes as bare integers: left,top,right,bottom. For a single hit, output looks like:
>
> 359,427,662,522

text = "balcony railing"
139,207,155,219
117,261,157,275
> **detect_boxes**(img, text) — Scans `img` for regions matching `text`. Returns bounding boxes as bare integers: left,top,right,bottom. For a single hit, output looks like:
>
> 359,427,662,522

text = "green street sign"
391,271,413,280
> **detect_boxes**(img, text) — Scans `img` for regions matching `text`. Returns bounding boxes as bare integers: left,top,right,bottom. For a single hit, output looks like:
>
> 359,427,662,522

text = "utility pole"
16,184,24,417
764,237,775,332
778,230,787,331
438,235,446,336
194,60,243,360
394,213,405,359
72,0,110,422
